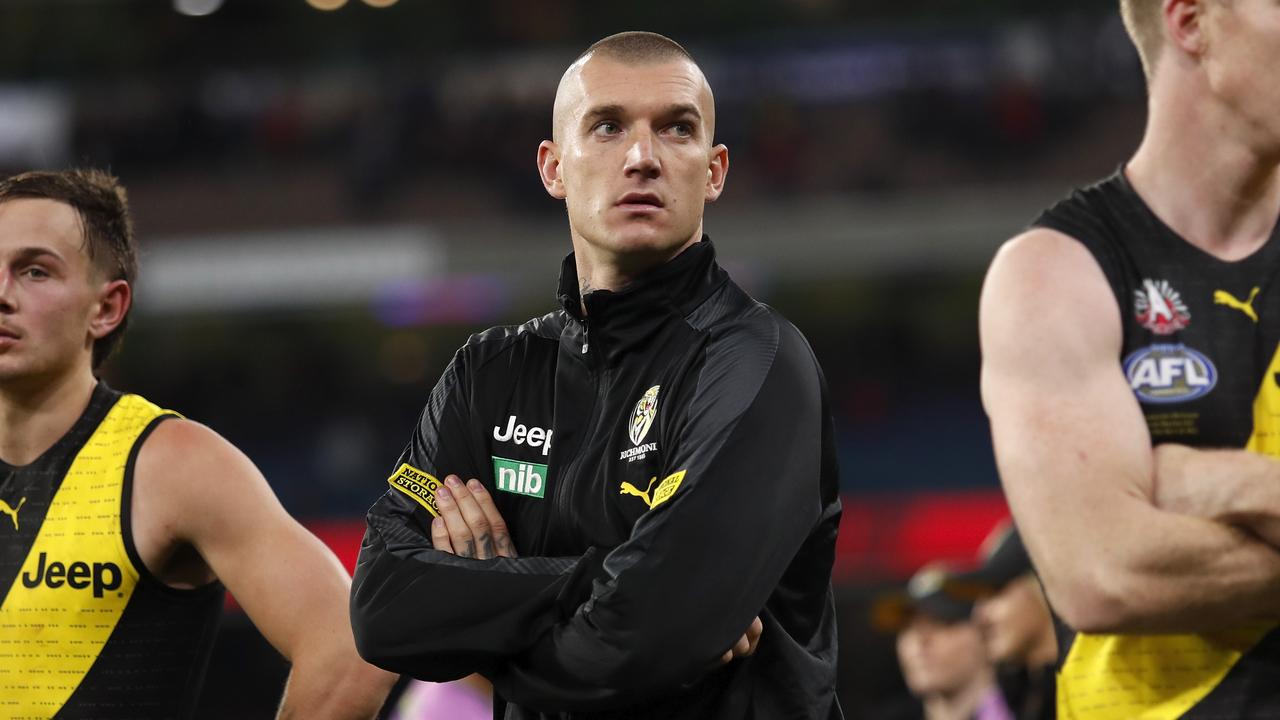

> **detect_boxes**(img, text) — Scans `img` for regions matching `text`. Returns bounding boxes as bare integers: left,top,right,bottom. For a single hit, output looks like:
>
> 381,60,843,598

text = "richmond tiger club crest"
1134,279,1191,335
620,385,660,463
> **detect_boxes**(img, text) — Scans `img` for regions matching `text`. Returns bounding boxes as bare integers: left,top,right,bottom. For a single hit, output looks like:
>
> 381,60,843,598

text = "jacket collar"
555,236,728,364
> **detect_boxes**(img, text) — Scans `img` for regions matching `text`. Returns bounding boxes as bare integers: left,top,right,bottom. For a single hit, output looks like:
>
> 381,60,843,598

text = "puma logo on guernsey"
1214,287,1261,323
618,470,686,511
620,477,659,509
21,552,123,598
0,496,24,530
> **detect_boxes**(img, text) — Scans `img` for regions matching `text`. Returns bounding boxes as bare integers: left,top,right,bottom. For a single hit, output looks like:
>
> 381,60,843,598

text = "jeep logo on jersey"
629,385,660,446
21,552,123,598
1134,279,1190,335
492,416,553,457
1124,344,1217,403
491,457,547,498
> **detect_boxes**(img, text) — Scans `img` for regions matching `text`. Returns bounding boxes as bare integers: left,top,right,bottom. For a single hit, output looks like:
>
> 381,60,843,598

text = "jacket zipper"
553,317,606,544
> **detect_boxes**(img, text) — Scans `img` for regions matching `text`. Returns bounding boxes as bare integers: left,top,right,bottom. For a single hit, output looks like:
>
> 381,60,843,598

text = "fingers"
745,616,763,656
437,475,492,559
434,475,518,559
466,479,518,558
719,616,764,666
718,633,750,666
430,516,453,554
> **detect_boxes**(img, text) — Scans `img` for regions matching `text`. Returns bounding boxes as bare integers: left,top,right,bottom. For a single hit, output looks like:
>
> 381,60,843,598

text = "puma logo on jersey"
0,496,25,530
21,552,123,598
1214,287,1261,323
620,477,659,507
619,470,686,511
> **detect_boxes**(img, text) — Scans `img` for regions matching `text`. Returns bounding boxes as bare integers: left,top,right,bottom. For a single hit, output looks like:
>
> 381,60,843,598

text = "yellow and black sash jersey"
0,383,223,720
1034,169,1280,719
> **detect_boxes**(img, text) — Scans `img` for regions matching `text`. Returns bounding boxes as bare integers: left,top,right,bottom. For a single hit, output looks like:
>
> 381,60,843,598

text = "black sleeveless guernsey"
1033,169,1280,719
0,383,224,720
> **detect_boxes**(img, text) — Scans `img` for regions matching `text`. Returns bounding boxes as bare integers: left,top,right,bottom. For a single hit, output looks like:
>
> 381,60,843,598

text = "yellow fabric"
1245,343,1280,456
1057,625,1271,719
1058,344,1280,718
0,394,168,720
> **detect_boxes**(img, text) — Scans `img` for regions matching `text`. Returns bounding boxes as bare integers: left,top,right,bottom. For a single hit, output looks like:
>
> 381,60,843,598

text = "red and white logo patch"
1134,279,1190,335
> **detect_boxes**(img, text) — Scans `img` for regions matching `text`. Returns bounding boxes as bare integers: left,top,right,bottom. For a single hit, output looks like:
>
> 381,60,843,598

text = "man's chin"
603,226,697,255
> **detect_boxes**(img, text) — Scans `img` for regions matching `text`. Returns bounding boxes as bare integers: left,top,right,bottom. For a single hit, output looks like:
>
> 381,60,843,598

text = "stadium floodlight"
362,0,400,6
306,0,349,9
173,0,223,16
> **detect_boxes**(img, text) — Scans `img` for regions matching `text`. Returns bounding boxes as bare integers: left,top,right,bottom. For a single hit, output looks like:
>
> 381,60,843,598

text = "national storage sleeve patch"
387,464,443,517
651,470,685,509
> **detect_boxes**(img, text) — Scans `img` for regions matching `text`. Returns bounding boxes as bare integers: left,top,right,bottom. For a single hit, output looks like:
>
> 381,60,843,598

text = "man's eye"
23,267,50,280
592,121,621,136
669,123,693,137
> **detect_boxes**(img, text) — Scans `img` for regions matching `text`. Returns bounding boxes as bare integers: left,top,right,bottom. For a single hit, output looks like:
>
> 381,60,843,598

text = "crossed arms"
351,321,833,711
979,228,1280,634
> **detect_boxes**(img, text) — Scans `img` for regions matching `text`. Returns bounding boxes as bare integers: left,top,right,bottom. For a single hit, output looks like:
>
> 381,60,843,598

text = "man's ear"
89,279,131,341
538,141,567,200
705,144,729,203
1164,0,1209,57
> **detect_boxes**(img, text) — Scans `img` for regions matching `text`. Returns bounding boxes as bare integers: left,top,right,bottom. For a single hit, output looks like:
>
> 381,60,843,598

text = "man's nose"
624,130,660,179
0,269,16,313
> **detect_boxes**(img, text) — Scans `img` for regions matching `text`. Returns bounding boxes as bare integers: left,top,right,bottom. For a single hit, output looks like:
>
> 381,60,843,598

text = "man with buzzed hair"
351,31,843,719
981,0,1280,717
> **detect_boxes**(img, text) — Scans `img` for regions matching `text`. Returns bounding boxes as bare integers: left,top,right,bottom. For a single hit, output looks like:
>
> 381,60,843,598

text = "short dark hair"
1119,0,1162,81
577,31,695,66
0,168,138,369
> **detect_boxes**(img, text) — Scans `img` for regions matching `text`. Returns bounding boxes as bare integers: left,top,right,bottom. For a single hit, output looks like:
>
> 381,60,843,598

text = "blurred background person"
873,563,1012,720
390,676,492,720
946,523,1056,720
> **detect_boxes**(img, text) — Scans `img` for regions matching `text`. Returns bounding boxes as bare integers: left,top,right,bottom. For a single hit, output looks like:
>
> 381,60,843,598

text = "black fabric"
1033,168,1280,448
1182,629,1280,719
1,384,225,720
996,663,1056,720
1032,169,1280,714
52,414,227,720
53,579,224,720
353,238,843,719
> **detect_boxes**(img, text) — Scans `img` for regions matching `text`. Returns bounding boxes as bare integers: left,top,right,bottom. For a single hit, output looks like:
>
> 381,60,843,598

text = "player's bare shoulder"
985,227,1108,306
981,227,1122,366
135,417,260,497
130,418,270,578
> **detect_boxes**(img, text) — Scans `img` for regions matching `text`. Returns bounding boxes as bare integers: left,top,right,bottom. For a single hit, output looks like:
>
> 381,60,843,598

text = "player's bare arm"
132,418,396,719
980,227,1280,633
1153,443,1280,548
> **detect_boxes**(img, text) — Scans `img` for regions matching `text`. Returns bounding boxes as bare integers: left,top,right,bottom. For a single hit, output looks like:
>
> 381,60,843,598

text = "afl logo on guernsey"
1134,279,1191,335
1124,344,1217,403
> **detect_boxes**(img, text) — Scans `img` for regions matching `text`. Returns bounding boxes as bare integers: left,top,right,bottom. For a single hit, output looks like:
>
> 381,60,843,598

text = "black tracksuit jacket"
351,238,844,719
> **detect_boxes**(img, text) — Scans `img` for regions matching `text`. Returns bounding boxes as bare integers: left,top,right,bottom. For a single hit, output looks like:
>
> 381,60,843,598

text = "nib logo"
492,457,547,499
